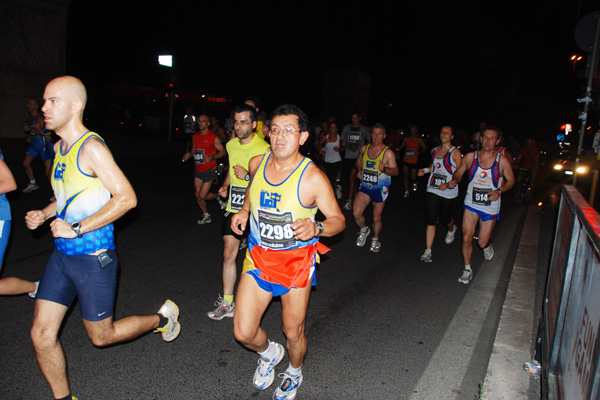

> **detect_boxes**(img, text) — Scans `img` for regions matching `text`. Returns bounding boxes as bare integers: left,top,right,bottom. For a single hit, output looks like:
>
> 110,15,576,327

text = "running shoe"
23,182,39,193
254,342,285,390
217,197,227,209
28,281,40,299
239,236,248,250
197,213,212,225
483,244,494,261
335,184,342,200
155,299,181,342
273,371,303,400
420,249,432,262
343,199,353,211
458,269,473,284
207,296,234,320
356,227,371,247
370,238,381,253
445,225,457,244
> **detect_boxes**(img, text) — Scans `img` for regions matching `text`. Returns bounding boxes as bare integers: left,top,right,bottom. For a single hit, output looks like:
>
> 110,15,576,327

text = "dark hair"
244,96,261,110
483,126,502,139
271,104,309,132
233,104,258,122
371,123,386,134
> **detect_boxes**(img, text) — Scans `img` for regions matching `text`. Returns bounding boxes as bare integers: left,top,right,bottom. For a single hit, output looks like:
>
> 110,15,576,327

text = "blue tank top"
0,149,12,221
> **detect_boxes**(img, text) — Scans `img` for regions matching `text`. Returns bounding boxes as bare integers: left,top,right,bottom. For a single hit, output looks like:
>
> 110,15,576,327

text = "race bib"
431,173,447,188
193,149,205,164
348,133,360,143
229,185,246,211
362,168,379,186
472,187,492,205
258,209,296,249
405,149,415,158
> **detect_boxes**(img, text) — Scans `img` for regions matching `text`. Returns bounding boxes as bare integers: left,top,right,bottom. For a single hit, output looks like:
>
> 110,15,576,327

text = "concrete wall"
0,0,70,138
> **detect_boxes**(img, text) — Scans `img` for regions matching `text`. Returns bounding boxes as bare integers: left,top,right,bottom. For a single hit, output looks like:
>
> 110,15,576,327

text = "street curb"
482,205,540,399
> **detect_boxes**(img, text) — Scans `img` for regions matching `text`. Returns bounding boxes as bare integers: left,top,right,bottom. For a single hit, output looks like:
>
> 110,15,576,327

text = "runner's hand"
50,218,77,239
291,218,318,241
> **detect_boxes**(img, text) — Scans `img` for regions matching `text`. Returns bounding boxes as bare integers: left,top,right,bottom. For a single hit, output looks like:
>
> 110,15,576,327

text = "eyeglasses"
233,120,252,126
270,127,300,135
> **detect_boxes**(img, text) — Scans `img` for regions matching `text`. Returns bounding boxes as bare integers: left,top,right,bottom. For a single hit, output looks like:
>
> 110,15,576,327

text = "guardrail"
542,184,600,399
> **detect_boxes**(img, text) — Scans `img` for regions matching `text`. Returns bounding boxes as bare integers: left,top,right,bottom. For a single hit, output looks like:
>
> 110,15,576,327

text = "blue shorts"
246,267,316,297
464,204,500,222
359,185,389,203
36,249,118,321
0,220,11,267
194,168,216,182
26,137,55,162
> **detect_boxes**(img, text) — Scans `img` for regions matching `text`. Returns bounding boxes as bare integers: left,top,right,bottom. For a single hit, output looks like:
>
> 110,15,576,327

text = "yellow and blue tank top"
361,144,392,190
225,135,270,213
247,153,318,251
52,131,114,255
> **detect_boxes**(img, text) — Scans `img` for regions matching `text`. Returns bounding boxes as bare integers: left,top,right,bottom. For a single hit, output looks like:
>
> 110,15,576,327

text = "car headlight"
554,164,563,170
576,166,588,174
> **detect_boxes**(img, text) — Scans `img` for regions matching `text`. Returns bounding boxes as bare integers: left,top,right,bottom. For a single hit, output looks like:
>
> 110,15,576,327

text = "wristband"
423,168,430,174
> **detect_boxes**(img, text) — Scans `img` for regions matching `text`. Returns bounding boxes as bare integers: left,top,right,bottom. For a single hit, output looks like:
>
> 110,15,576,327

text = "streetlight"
158,54,174,143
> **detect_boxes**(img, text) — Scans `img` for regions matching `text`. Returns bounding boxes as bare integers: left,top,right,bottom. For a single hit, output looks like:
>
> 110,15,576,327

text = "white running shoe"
483,244,494,260
356,227,371,247
197,213,212,225
254,342,285,390
217,197,227,209
155,300,181,342
370,238,381,253
445,225,457,244
343,199,352,211
23,182,39,193
335,184,342,200
273,371,303,400
207,296,234,320
420,249,432,262
458,269,473,284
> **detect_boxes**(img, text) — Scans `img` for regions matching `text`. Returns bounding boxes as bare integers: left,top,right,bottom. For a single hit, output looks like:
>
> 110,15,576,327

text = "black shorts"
222,211,246,240
342,157,357,173
425,192,455,226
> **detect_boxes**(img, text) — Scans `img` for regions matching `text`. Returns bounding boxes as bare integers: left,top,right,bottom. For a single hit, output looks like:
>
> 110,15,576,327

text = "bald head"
47,76,87,109
42,75,88,133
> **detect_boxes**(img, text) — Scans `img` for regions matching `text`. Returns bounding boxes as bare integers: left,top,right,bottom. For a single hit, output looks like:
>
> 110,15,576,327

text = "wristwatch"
315,221,324,237
71,222,83,238
245,173,250,181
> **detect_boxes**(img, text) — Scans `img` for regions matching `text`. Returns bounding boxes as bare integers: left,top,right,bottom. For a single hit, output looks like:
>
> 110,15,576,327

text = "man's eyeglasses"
233,121,252,126
270,127,300,135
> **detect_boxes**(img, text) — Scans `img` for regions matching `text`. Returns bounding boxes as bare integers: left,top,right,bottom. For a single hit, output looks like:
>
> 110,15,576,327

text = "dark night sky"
65,1,597,141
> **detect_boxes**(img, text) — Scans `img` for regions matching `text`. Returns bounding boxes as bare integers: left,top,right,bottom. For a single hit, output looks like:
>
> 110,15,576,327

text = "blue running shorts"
246,266,316,297
464,204,500,222
36,249,118,321
359,185,389,203
26,136,55,162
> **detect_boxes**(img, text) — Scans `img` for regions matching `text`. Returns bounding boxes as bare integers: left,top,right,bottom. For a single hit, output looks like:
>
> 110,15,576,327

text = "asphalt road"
0,133,553,399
